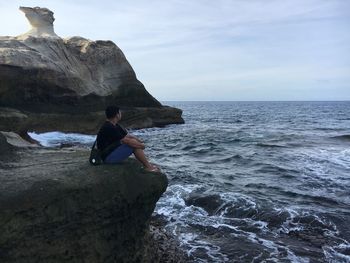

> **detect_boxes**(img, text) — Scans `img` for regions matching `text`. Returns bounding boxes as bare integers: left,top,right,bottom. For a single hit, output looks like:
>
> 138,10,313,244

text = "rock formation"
0,6,184,133
0,105,183,135
18,6,59,38
0,7,187,263
0,132,189,262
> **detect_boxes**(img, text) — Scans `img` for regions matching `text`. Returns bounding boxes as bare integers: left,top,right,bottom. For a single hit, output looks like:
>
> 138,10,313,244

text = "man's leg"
104,144,133,163
133,148,158,171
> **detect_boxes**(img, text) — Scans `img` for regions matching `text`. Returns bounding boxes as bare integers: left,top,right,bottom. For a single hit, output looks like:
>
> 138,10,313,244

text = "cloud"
0,0,349,100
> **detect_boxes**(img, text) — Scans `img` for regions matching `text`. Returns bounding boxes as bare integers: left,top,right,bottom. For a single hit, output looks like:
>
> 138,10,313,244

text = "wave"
29,132,95,147
180,141,218,151
283,190,341,206
244,182,341,206
256,143,287,148
226,138,241,143
254,164,299,175
180,145,196,151
331,134,350,141
198,154,245,164
244,183,281,191
156,183,349,262
219,154,243,161
315,127,343,131
185,194,223,215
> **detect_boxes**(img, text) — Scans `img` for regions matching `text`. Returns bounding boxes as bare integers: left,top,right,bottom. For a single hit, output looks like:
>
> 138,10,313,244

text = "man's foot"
145,164,160,173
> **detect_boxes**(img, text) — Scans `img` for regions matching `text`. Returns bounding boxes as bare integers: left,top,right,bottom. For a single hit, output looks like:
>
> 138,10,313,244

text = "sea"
30,101,350,263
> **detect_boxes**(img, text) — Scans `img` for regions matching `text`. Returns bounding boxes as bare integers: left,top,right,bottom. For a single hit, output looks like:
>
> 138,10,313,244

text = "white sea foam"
245,230,310,263
299,147,350,174
157,182,348,262
29,131,95,147
323,244,350,263
218,192,258,217
156,184,311,262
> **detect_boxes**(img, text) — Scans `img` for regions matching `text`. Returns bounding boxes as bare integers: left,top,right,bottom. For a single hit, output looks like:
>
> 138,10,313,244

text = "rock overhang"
0,6,184,133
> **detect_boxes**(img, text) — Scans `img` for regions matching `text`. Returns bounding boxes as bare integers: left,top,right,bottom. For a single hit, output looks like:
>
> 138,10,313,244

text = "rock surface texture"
0,133,176,262
0,7,183,133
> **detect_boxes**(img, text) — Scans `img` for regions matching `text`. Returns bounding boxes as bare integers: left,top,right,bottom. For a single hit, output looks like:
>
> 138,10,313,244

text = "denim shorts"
104,144,134,164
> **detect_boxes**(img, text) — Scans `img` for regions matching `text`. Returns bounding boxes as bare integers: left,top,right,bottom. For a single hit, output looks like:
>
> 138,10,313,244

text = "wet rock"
185,194,223,215
146,216,191,262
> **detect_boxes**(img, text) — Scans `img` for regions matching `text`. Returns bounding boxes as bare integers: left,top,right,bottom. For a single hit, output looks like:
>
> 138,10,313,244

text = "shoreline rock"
0,132,189,262
0,106,183,135
0,133,173,262
147,215,191,263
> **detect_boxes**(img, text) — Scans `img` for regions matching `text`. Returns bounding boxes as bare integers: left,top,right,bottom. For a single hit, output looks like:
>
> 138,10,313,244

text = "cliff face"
0,36,160,111
0,133,168,262
0,6,159,111
0,6,184,132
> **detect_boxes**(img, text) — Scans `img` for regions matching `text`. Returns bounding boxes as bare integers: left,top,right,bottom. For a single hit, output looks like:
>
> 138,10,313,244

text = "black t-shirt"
96,121,128,159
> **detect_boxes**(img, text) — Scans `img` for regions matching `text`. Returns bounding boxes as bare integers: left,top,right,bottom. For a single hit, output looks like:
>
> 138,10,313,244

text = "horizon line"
161,100,350,102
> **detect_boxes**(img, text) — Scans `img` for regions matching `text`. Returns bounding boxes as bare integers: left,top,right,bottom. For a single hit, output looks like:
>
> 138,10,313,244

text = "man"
97,106,160,172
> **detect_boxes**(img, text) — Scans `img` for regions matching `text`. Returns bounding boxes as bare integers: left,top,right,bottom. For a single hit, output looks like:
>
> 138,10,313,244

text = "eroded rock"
18,6,58,39
0,106,183,135
0,144,168,262
0,7,184,132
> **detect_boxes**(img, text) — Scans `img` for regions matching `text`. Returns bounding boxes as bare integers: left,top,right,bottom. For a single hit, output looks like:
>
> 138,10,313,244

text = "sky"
0,0,349,101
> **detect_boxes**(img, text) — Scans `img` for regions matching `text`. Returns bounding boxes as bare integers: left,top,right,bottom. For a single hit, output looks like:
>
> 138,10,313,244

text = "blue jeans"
104,144,134,163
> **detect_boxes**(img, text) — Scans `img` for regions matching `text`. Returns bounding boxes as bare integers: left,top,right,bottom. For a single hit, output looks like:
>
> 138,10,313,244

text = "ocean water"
30,101,350,262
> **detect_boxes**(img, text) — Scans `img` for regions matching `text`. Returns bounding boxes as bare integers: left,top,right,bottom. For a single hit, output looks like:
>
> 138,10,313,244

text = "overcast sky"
1,0,349,101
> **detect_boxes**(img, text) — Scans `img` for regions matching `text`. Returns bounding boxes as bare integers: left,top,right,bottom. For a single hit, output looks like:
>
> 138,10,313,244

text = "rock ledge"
0,133,169,262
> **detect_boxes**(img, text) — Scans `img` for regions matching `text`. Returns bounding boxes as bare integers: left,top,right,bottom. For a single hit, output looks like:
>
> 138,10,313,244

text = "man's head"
105,106,121,123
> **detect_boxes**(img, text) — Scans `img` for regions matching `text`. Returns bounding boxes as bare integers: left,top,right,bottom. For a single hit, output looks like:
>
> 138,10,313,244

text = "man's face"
117,111,122,121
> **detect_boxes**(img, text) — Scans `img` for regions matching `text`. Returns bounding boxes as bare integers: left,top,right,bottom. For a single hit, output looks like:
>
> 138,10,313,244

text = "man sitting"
97,106,160,172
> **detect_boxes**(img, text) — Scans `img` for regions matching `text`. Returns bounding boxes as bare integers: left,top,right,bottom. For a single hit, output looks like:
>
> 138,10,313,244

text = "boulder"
0,142,169,262
0,131,39,148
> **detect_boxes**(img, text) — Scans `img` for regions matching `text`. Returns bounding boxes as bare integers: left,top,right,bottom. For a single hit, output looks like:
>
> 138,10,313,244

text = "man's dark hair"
105,106,120,119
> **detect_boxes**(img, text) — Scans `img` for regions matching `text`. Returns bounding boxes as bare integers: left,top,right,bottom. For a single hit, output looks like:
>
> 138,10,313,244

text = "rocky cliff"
0,35,160,111
0,132,185,262
0,6,184,133
0,6,187,263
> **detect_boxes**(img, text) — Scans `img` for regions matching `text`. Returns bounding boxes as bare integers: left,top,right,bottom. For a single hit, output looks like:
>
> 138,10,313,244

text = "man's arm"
121,136,145,150
125,134,143,143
